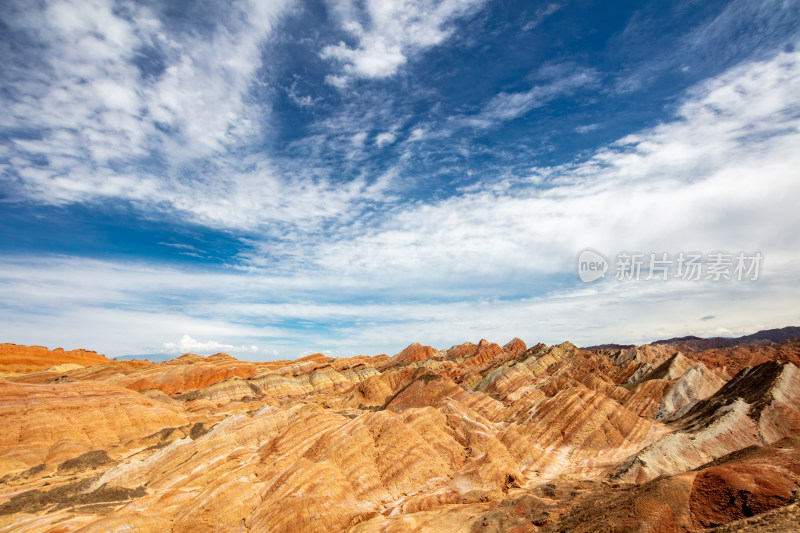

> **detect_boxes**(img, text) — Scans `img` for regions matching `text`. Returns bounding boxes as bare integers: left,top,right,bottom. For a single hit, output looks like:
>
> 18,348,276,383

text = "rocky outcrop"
689,441,800,529
683,342,800,378
0,380,187,475
614,361,800,483
520,438,800,533
122,353,259,396
0,344,110,377
389,342,438,364
654,360,727,421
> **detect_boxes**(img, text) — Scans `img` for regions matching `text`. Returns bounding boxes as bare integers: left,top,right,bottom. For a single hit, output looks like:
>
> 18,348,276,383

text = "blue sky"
1,0,799,360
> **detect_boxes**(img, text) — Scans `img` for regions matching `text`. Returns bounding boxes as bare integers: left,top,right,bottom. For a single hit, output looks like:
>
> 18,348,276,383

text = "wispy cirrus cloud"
4,0,283,162
459,67,598,129
321,0,487,85
611,0,799,95
2,0,392,232
521,3,563,32
301,49,800,282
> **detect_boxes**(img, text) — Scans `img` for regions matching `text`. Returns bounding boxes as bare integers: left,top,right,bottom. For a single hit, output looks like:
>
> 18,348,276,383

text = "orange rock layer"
0,344,110,376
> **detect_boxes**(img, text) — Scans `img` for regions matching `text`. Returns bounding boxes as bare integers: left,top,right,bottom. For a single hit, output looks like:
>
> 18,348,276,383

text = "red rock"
502,337,527,355
0,379,187,475
390,342,438,364
0,343,109,376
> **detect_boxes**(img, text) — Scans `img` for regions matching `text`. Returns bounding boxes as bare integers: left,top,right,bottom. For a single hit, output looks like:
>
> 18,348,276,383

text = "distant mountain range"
583,326,800,351
122,327,800,361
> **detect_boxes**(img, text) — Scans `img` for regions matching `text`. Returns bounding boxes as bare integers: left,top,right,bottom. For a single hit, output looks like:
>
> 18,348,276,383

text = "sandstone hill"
0,344,110,378
1,337,799,532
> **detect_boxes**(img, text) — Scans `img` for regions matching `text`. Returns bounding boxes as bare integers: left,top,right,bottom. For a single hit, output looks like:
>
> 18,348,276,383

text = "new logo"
577,248,608,283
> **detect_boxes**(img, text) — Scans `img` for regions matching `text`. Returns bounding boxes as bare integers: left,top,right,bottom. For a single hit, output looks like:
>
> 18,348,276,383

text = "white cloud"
0,255,292,358
375,131,397,147
321,0,487,83
0,254,797,357
406,65,598,140
408,127,426,141
158,242,202,253
324,74,349,88
323,37,406,79
522,3,563,32
351,131,368,147
163,335,259,355
462,68,598,128
299,49,800,282
575,123,601,133
286,81,316,107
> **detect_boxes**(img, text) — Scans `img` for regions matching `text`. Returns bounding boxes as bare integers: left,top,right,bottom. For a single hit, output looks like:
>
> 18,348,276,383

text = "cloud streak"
460,68,598,128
